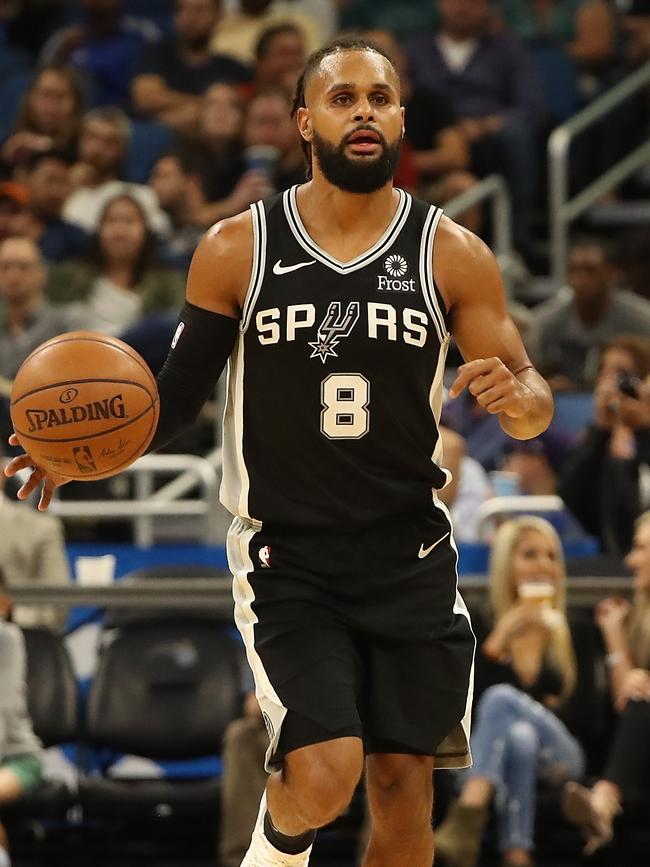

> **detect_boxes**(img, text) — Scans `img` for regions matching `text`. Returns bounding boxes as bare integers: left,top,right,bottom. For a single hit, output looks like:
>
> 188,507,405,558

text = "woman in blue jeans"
435,517,585,867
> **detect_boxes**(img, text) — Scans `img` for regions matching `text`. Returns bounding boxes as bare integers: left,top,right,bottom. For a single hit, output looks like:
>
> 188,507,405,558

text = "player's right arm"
5,211,255,510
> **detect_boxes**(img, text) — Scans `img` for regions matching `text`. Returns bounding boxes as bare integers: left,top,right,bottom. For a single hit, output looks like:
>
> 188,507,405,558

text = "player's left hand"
448,357,533,418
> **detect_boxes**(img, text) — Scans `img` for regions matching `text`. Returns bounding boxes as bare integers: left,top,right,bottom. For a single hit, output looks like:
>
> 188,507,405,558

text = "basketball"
10,332,160,481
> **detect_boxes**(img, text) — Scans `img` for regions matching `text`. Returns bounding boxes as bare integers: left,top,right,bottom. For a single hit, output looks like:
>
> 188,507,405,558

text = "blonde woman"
436,517,584,867
563,510,650,853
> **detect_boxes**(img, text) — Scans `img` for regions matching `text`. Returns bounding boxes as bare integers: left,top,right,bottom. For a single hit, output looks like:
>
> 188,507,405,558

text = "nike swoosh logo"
418,531,450,559
273,258,316,275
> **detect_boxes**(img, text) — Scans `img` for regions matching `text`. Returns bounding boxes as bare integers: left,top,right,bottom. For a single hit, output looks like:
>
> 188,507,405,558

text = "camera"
616,371,641,399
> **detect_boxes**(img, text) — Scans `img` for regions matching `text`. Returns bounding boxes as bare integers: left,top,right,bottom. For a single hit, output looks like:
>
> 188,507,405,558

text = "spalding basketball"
10,332,160,481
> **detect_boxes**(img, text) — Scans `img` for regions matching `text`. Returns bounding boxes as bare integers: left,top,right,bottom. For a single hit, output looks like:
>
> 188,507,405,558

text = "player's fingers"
474,383,511,408
467,371,509,397
483,395,521,416
17,467,43,500
8,433,19,446
5,453,36,477
38,478,55,511
448,358,488,397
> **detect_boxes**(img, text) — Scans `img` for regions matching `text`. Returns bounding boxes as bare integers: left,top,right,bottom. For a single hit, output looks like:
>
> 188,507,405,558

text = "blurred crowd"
0,0,648,550
0,5,649,865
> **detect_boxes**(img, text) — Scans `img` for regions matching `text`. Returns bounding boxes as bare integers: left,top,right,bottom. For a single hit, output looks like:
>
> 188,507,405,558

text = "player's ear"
297,107,313,143
400,105,405,138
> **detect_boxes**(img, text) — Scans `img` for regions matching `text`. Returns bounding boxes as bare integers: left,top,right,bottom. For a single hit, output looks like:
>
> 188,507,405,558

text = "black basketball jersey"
220,185,451,531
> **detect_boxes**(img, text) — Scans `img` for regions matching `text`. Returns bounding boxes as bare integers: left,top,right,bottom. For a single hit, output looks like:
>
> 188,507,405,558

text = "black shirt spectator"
135,40,250,96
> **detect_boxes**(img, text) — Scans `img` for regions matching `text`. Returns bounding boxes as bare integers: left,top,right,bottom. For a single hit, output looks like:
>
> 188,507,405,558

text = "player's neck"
298,177,398,237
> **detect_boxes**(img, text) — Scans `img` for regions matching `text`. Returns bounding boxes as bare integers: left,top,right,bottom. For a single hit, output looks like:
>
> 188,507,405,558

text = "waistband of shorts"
252,495,440,538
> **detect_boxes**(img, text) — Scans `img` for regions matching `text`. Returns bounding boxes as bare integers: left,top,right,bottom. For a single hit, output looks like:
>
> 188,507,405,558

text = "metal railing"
445,173,513,264
7,577,634,612
549,61,650,282
49,454,221,547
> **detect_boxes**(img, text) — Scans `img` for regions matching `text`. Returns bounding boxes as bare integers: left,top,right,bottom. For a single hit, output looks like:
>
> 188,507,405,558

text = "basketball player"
7,38,553,867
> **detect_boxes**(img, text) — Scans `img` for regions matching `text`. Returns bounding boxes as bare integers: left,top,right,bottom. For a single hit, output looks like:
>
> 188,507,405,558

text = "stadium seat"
3,628,78,823
78,619,242,823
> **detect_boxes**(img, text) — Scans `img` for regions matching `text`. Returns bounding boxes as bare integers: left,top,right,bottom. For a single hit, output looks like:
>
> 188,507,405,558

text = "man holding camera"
559,335,650,555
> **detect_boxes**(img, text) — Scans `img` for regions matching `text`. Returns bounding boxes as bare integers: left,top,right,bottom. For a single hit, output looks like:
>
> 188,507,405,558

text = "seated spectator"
364,29,477,217
63,107,170,236
619,0,650,65
188,83,273,227
0,237,84,383
17,151,90,263
254,22,307,93
40,0,162,108
131,0,251,136
406,0,546,253
436,517,584,867
439,425,492,541
341,0,436,39
0,575,44,867
501,435,566,496
47,193,184,336
0,444,71,632
558,335,650,555
0,185,29,245
149,152,203,269
493,0,616,69
243,87,305,190
563,509,650,853
1,65,85,172
528,237,650,391
211,0,324,65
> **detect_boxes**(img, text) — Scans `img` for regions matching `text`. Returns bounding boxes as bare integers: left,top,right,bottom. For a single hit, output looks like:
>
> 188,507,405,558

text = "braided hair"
291,36,400,180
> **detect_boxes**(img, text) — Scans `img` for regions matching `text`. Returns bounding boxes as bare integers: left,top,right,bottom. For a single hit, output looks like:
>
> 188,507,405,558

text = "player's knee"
367,755,433,830
289,739,363,827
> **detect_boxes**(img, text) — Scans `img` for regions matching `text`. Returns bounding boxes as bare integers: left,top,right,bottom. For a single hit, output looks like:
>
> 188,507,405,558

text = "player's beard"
312,129,402,194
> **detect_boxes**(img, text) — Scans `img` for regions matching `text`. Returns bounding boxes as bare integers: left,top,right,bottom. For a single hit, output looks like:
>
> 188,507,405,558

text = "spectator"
0,443,71,632
528,237,650,391
131,0,251,135
63,107,170,237
211,0,324,65
254,22,307,92
619,0,650,65
364,29,477,220
558,335,650,555
219,691,268,867
563,509,650,853
435,517,583,867
243,87,304,189
0,574,44,867
149,152,203,269
0,184,29,245
187,83,272,227
0,237,84,382
493,1,616,68
619,227,650,303
47,193,184,336
18,151,90,263
438,425,492,541
1,66,85,172
406,0,546,253
40,0,161,109
501,435,567,496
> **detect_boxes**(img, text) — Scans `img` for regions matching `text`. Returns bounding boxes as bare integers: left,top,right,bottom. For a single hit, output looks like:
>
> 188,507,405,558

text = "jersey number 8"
321,373,370,440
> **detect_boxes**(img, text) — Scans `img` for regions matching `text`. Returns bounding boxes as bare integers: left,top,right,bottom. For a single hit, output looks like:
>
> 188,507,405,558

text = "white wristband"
606,652,624,667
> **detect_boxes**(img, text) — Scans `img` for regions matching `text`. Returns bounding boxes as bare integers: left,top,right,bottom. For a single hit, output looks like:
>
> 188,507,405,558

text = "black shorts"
227,498,475,772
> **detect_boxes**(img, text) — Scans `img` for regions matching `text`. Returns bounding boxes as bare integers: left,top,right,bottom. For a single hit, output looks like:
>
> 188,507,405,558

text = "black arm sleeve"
147,302,239,453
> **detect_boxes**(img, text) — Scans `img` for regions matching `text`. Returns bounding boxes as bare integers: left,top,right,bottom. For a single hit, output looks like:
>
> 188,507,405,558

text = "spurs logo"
308,301,360,363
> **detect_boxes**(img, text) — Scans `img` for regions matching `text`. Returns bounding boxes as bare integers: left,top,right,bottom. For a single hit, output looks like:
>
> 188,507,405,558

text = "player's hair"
256,22,303,60
291,36,400,180
489,516,577,700
628,511,650,668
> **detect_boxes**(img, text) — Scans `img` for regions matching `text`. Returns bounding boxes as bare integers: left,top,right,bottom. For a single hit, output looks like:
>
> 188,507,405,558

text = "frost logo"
384,254,408,277
378,254,416,292
308,301,360,363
